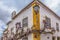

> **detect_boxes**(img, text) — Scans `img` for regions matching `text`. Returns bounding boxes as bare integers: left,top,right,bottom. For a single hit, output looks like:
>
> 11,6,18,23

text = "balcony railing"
40,27,55,34
42,20,56,34
14,28,32,39
12,25,55,40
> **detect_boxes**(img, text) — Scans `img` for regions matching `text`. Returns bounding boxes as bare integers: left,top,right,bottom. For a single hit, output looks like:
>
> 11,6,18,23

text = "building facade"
5,0,60,40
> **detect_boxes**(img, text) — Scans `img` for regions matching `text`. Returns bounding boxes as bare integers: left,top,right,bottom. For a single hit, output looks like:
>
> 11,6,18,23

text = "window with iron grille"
22,17,28,27
11,28,13,32
22,36,28,40
52,37,55,40
44,16,51,28
57,37,60,40
33,5,40,14
16,22,21,30
56,23,59,31
11,27,14,35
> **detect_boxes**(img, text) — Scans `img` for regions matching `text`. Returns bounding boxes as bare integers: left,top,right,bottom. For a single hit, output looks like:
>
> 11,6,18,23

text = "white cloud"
0,20,6,34
42,0,60,16
0,20,7,37
44,0,60,8
0,1,18,23
0,1,17,14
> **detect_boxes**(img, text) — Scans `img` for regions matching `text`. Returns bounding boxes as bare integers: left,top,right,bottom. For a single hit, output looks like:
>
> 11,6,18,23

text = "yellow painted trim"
32,2,40,40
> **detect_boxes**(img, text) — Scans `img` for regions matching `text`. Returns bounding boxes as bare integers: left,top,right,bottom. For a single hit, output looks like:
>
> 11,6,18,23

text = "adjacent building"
3,0,60,40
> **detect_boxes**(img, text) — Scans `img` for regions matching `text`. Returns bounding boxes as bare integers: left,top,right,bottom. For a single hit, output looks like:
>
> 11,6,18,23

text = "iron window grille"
43,16,51,29
22,17,28,27
56,23,59,31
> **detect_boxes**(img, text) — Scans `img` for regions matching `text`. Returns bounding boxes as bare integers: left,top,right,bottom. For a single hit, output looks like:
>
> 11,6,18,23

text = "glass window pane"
56,23,59,31
22,17,28,27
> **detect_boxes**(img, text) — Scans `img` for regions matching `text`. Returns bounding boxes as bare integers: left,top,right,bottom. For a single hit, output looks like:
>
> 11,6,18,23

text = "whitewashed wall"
7,7,33,40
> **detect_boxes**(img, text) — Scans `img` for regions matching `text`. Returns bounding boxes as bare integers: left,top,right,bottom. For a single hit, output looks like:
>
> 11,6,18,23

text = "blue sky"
0,0,60,37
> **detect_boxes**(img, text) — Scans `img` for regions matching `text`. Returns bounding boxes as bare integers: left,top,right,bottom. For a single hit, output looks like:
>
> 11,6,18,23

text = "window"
56,23,59,31
44,16,51,28
16,22,21,33
11,28,14,34
11,28,13,32
16,22,21,29
22,36,28,40
57,37,60,40
33,5,39,14
52,37,55,40
11,38,13,40
22,17,28,27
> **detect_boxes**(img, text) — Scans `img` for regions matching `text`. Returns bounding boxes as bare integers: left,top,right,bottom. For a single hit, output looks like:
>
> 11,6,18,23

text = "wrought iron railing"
11,26,56,40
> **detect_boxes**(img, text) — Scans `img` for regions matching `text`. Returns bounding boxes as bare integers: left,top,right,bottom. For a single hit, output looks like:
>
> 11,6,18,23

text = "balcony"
14,27,31,39
42,20,56,34
19,28,31,38
40,27,55,34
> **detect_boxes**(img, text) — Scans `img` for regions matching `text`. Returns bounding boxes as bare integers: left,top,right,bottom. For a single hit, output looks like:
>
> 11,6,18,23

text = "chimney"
12,11,16,19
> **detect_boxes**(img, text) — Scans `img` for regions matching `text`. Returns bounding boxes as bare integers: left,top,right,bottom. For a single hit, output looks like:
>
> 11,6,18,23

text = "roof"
7,0,60,25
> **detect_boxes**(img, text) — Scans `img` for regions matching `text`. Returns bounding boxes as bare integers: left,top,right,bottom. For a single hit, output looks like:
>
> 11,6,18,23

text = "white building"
7,0,60,40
